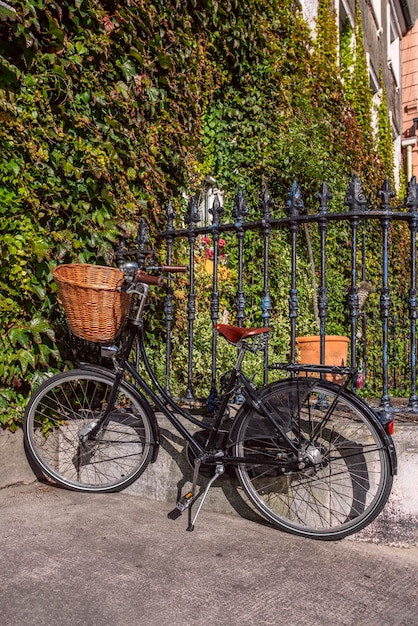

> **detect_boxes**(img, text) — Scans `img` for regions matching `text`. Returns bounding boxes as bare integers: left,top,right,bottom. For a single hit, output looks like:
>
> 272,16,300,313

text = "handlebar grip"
136,272,165,286
161,265,188,273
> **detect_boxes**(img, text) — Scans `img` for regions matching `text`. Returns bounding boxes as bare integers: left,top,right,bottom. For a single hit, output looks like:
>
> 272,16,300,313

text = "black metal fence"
137,175,418,419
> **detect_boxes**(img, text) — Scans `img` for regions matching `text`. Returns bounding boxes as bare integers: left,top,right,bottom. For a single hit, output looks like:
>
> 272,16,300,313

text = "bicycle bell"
120,261,138,282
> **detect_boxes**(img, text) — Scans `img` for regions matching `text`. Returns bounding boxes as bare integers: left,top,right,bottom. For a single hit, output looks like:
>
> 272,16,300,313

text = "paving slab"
0,482,417,626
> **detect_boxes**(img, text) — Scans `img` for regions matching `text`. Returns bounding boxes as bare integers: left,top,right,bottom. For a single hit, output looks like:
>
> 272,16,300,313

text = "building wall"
300,0,319,29
361,1,402,136
402,20,418,178
300,0,411,185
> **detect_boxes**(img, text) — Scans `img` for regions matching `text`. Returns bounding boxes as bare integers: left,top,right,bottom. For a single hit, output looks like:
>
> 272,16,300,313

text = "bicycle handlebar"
135,272,165,286
131,265,188,287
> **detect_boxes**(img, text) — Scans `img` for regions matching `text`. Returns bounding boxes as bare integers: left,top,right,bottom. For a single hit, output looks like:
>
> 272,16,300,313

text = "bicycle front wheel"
24,369,155,492
233,378,393,540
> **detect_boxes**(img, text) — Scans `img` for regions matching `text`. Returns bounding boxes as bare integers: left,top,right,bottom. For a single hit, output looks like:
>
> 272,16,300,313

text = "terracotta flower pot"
296,335,350,382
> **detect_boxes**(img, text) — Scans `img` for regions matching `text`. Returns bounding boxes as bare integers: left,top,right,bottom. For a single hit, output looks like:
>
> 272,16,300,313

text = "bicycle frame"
86,282,304,466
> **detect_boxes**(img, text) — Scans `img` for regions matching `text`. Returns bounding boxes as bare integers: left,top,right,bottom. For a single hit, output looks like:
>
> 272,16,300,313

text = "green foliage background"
0,0,400,429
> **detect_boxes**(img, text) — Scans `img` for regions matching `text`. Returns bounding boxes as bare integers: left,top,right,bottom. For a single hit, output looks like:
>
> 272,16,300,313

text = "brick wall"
402,20,418,177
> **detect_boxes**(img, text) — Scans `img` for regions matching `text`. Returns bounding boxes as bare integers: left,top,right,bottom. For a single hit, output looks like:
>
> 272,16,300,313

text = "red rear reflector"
356,372,366,389
387,420,395,435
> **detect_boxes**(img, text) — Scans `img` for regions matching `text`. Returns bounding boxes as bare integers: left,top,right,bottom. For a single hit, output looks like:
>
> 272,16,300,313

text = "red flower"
218,238,226,248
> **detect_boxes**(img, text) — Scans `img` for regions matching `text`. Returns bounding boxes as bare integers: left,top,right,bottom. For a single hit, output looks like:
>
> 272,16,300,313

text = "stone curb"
2,420,417,546
0,429,35,488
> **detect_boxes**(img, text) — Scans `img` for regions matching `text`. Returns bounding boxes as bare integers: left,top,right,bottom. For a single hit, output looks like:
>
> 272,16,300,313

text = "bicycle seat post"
234,341,246,372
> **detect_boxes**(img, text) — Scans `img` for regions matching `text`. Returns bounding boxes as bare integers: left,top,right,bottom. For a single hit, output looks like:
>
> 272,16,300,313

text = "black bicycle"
23,262,397,540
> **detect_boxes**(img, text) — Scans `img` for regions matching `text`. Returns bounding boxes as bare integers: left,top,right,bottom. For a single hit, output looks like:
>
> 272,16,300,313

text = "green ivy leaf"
8,328,29,348
14,349,36,375
121,60,137,80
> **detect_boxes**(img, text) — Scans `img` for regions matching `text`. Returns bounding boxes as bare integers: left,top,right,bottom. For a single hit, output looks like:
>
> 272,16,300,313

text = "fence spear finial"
209,194,224,227
344,174,366,212
377,178,395,211
316,181,332,214
405,176,418,213
232,188,249,225
166,201,176,227
285,180,304,217
185,196,200,226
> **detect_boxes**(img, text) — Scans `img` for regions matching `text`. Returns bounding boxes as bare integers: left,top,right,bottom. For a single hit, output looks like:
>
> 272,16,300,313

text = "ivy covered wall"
0,0,391,428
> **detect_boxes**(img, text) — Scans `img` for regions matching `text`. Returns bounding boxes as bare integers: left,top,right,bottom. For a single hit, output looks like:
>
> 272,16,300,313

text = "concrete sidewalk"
0,482,417,626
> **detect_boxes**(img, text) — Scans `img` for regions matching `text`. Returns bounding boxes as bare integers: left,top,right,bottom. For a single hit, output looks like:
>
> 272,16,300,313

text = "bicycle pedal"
176,491,194,512
167,508,183,520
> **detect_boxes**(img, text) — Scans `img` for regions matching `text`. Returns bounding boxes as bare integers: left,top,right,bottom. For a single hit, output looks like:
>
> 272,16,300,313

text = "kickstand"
186,461,225,531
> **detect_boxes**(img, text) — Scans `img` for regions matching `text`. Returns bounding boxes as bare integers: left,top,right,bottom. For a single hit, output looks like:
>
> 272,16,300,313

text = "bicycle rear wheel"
24,369,155,492
232,378,393,540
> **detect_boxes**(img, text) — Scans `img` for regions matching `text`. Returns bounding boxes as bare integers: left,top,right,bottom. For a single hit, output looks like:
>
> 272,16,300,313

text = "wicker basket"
53,264,131,342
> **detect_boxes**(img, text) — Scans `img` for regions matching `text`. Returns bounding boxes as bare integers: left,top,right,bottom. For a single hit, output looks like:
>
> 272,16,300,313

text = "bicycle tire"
232,377,394,540
24,368,155,492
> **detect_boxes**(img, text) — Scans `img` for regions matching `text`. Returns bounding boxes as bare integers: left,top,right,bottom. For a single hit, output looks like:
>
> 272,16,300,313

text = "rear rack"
269,362,361,390
269,362,357,376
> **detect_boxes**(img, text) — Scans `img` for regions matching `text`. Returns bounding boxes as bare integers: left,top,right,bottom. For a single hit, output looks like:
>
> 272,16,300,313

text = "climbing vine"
0,0,401,427
377,81,395,184
315,0,338,70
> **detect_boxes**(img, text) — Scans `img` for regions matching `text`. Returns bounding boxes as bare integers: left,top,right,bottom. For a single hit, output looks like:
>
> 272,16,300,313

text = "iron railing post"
260,188,273,383
232,189,248,327
406,176,418,412
207,195,224,413
285,181,304,364
184,196,200,400
316,182,332,364
163,202,176,395
377,178,395,417
344,175,366,370
136,217,152,266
